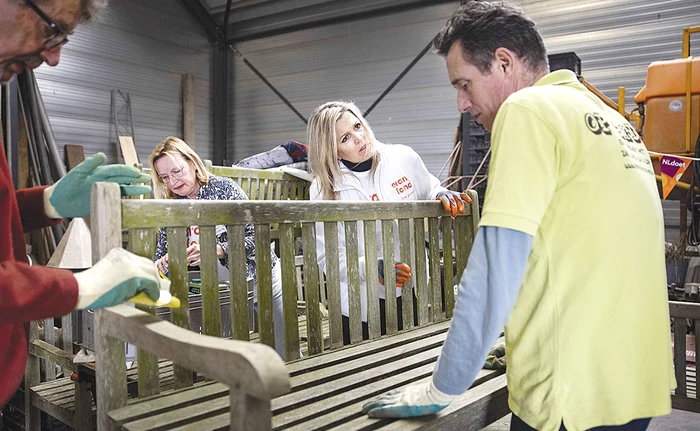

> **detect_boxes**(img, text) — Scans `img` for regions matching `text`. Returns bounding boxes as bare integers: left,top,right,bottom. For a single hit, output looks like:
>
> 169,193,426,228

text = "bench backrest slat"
200,226,222,338
441,217,456,319
208,165,311,201
323,221,343,349
165,226,193,389
227,225,250,342
381,219,398,335
279,222,301,360
128,228,160,397
344,221,363,344
302,223,323,355
363,220,381,339
397,219,414,331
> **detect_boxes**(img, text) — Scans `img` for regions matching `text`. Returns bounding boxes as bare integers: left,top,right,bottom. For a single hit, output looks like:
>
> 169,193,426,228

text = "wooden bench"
22,163,312,430
206,163,311,201
670,300,700,413
87,182,511,430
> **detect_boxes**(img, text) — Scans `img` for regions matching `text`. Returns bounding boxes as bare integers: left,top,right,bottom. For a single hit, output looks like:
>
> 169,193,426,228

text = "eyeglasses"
159,165,186,184
23,0,69,50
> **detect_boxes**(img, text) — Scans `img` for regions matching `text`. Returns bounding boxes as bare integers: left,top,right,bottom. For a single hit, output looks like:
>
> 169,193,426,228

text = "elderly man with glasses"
0,0,168,408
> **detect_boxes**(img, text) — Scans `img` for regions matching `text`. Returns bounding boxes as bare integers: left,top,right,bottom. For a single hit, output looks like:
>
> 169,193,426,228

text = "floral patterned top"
153,175,279,279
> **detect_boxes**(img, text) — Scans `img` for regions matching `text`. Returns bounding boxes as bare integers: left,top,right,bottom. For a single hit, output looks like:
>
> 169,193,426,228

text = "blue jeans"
510,415,651,431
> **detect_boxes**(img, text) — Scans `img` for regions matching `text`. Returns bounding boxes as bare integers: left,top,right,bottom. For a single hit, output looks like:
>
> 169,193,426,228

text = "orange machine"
633,26,700,200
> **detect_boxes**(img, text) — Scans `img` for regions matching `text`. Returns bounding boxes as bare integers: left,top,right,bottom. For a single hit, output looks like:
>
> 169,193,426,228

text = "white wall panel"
229,0,700,180
34,0,213,165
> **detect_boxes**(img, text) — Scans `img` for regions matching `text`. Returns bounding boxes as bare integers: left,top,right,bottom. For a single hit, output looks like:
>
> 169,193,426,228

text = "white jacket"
311,143,446,320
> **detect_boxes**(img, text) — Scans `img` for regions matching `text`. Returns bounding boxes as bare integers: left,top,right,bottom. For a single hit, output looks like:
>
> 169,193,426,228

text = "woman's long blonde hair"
148,136,209,199
307,101,381,200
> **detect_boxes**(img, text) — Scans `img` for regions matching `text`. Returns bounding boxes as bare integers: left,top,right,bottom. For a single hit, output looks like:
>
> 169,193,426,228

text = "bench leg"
230,389,271,431
74,378,94,431
24,349,41,431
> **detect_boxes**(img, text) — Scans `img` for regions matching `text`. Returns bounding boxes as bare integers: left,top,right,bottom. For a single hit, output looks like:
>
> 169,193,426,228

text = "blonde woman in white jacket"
307,101,470,344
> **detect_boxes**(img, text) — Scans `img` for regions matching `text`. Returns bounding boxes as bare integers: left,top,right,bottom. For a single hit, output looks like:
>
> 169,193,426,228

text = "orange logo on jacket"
391,176,413,198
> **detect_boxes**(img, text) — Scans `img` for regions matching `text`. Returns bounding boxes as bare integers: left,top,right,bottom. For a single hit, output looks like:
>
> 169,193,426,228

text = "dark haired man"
363,2,673,430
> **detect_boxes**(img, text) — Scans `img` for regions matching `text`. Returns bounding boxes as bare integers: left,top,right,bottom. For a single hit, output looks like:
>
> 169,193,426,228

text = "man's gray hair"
22,0,108,22
80,0,108,22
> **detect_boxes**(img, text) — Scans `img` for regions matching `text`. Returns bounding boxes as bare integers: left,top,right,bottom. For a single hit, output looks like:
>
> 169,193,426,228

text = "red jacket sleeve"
0,261,78,325
15,186,63,232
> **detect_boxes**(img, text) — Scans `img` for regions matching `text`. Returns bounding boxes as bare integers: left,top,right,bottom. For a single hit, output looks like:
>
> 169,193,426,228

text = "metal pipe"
27,76,53,185
31,70,66,178
230,45,307,125
363,39,433,118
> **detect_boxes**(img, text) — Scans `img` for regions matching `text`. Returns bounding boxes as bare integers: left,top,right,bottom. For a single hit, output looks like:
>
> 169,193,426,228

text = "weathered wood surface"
121,200,473,228
109,320,509,431
208,165,310,201
98,304,290,430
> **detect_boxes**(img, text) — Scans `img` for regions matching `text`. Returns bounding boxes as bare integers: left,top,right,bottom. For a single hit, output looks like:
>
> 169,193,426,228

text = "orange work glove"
436,190,472,218
378,259,412,288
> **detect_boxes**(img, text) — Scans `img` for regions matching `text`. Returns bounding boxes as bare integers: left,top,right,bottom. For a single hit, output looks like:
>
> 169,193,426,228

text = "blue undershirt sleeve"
432,225,533,395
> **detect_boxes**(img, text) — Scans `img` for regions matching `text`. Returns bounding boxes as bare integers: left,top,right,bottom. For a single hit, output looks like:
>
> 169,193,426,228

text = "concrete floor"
481,409,700,431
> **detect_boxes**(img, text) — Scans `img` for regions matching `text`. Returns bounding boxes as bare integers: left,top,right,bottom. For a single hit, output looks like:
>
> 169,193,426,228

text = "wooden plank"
255,223,275,349
121,200,451,229
669,301,700,319
64,144,85,171
128,228,160,398
31,391,75,428
302,223,323,355
118,136,139,168
91,183,128,430
454,215,469,282
364,220,381,339
100,305,290,398
276,362,436,429
123,394,229,431
182,73,196,149
398,219,414,331
324,222,343,349
28,340,78,375
110,382,228,424
280,223,301,360
228,225,250,341
345,221,363,344
167,226,193,389
414,217,429,326
285,321,450,375
25,322,41,431
428,217,442,322
441,217,455,318
382,220,398,335
674,318,687,397
200,225,221,338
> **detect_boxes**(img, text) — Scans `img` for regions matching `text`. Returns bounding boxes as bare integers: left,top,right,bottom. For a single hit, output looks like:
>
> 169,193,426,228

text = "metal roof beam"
180,0,221,43
222,0,456,43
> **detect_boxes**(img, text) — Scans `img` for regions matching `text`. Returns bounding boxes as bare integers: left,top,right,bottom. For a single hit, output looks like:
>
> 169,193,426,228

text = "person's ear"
494,47,514,75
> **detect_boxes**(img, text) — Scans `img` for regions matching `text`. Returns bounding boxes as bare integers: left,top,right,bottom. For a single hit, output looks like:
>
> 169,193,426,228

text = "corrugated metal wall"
229,0,700,178
34,0,213,165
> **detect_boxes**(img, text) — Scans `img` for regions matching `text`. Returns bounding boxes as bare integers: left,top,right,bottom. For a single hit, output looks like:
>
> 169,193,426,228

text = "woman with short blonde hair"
149,136,287,358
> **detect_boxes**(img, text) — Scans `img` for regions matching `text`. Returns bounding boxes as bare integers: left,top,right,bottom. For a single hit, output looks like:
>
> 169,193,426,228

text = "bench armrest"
98,304,290,400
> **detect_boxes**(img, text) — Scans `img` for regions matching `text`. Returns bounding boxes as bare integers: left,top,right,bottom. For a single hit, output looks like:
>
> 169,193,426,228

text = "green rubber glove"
44,152,151,218
73,248,169,310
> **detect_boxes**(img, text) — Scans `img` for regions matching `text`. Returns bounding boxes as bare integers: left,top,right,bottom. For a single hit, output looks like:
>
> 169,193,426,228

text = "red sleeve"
15,186,63,232
0,262,79,324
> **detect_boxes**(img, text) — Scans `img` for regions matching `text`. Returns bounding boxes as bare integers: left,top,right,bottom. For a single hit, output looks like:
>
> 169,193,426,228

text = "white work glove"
74,248,170,310
361,380,456,418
